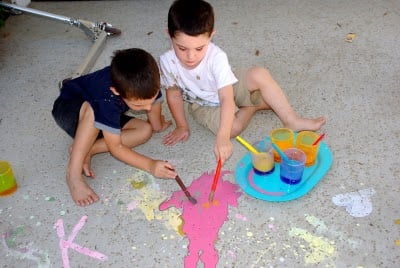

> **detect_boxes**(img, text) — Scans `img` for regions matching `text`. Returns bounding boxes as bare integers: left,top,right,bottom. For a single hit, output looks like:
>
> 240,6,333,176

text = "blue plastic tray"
235,136,333,202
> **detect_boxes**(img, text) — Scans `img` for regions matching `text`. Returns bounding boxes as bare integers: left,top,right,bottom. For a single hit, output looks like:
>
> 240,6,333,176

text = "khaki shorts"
188,69,262,135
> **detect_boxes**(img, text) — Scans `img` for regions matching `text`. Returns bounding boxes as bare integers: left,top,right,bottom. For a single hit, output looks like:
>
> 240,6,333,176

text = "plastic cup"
296,131,320,166
251,140,275,175
270,128,294,162
0,161,18,196
279,148,306,185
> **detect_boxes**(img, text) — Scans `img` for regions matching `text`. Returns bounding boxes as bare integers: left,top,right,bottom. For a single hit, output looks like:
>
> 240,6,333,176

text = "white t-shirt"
159,43,238,106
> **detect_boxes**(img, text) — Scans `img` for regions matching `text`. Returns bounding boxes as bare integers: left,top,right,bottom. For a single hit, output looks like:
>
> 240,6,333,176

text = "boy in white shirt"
160,0,326,165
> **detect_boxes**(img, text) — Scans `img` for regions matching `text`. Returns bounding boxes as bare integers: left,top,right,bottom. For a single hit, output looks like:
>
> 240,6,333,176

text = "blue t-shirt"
60,66,161,134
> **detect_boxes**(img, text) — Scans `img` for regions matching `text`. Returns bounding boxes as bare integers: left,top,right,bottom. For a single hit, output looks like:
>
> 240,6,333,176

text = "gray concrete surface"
1,0,400,267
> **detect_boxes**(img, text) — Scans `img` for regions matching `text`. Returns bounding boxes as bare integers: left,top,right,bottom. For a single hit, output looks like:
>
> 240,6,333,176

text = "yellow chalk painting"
123,171,184,236
289,227,335,264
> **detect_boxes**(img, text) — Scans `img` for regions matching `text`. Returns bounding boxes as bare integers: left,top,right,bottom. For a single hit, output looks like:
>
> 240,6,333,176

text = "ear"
210,30,216,38
110,86,120,96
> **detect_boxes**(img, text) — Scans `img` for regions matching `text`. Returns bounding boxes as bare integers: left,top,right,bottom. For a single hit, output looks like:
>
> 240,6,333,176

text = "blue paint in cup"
279,148,306,185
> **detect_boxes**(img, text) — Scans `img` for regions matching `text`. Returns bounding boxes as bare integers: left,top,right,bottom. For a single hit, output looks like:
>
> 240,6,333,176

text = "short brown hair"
110,48,160,99
168,0,214,38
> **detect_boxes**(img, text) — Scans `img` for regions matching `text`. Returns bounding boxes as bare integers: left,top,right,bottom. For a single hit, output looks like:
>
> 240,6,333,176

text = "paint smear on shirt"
160,170,241,268
289,227,335,264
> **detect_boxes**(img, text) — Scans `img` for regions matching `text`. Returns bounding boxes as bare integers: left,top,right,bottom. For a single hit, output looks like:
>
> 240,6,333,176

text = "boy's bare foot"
83,154,95,178
285,116,326,132
66,173,99,206
70,146,96,178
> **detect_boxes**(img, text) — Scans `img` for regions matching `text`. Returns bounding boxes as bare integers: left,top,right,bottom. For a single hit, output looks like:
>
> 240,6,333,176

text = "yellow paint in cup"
0,161,18,196
251,140,275,175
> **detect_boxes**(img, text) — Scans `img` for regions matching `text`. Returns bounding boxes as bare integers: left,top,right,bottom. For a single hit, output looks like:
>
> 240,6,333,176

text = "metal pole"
72,30,108,78
1,1,121,81
0,2,76,25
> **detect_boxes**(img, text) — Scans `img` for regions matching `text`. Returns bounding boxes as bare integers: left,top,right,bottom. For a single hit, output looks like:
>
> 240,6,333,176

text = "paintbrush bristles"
208,191,215,202
188,196,197,204
175,175,198,204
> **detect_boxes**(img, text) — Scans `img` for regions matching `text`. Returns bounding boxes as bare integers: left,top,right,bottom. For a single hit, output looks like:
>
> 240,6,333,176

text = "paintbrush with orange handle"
208,158,222,202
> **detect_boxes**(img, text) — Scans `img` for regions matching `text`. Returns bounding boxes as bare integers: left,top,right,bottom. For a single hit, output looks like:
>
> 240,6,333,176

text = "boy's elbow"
166,87,182,100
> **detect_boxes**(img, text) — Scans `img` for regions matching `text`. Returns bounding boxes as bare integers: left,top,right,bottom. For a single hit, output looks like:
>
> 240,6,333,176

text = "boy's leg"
120,117,153,145
81,116,152,179
53,97,95,178
88,117,153,157
239,67,326,132
188,100,258,137
67,102,100,206
188,103,220,135
225,70,266,136
54,98,152,206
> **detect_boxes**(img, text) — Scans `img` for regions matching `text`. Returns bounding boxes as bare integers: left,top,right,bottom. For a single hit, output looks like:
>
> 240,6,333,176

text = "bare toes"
67,175,99,206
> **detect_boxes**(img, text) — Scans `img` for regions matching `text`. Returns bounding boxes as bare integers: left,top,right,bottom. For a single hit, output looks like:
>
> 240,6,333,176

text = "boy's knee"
230,122,244,137
248,66,272,83
143,122,153,137
134,122,153,144
245,67,275,90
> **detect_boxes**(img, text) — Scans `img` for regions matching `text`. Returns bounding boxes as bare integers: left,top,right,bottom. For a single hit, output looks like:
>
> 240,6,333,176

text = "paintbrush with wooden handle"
174,174,197,204
167,165,197,204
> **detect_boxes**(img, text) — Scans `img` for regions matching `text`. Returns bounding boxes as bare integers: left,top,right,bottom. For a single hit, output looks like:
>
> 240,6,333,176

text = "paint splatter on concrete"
396,219,400,246
235,213,247,221
117,170,184,235
289,227,335,264
1,226,50,268
304,214,361,249
332,188,375,217
159,170,241,268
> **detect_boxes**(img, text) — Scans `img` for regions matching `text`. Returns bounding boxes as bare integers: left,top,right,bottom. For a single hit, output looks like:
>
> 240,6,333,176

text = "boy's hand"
162,126,190,145
214,137,233,164
150,160,177,179
153,115,172,133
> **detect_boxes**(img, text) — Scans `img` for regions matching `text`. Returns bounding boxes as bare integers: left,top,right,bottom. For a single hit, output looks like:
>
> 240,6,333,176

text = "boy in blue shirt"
52,48,177,206
160,0,326,164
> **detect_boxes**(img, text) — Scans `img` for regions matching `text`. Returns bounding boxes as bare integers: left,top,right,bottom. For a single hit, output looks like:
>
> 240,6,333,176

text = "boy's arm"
102,131,177,178
215,85,235,164
162,86,190,145
146,101,172,132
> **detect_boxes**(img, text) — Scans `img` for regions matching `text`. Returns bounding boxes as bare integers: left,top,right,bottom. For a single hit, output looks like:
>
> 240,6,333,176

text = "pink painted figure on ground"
159,170,241,268
54,215,108,268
